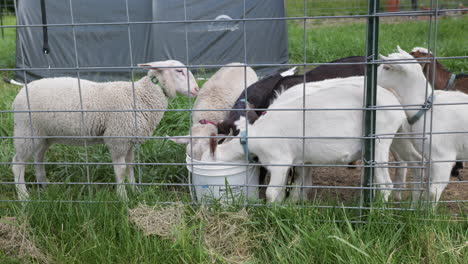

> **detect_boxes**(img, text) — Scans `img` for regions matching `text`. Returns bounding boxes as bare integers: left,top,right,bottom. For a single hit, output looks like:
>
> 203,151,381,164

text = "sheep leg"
289,166,313,203
12,152,30,201
33,141,49,187
125,148,136,192
265,165,290,203
108,147,129,201
12,136,37,200
112,155,128,201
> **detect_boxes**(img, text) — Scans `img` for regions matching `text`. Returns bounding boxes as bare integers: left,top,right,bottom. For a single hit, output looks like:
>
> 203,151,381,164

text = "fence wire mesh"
0,0,467,216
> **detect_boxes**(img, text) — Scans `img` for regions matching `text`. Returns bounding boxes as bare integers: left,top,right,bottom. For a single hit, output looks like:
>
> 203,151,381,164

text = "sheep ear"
378,54,388,60
137,63,157,69
138,61,173,70
168,135,191,144
209,133,218,157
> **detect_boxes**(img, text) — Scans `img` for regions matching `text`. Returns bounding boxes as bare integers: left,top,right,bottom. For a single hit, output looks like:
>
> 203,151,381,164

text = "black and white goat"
217,56,366,136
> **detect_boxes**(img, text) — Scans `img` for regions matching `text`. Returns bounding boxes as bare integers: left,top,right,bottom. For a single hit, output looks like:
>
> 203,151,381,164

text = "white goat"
202,76,420,203
170,63,258,160
12,60,199,201
378,47,467,204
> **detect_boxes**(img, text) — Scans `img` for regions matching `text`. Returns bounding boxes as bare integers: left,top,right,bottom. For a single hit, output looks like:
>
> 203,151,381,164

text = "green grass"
3,197,467,263
1,13,467,263
287,15,468,72
285,0,463,17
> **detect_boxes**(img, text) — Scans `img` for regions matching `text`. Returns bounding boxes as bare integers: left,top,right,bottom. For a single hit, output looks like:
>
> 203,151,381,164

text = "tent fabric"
15,0,288,82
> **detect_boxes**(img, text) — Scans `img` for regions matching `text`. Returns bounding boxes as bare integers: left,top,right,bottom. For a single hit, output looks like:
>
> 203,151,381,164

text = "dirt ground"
306,162,467,212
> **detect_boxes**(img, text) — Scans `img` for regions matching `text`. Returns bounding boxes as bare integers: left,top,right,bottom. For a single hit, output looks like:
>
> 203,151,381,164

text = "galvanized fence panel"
0,0,467,216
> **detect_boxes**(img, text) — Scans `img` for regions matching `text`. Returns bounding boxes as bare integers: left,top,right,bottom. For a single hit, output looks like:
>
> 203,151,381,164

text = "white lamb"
170,63,258,160
12,60,199,201
202,76,421,203
378,47,468,204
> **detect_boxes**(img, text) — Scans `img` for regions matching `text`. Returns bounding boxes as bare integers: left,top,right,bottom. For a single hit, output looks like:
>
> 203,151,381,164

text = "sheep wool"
11,60,199,201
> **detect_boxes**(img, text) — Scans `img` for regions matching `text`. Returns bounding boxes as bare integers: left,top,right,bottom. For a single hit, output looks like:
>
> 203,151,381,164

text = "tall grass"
0,13,467,263
288,15,467,72
286,0,465,17
4,196,467,263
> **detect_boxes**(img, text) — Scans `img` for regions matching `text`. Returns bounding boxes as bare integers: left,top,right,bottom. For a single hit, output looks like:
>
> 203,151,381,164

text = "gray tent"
14,0,288,82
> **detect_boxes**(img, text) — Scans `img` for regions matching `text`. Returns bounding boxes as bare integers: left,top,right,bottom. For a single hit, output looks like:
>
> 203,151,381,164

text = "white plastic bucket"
186,155,259,203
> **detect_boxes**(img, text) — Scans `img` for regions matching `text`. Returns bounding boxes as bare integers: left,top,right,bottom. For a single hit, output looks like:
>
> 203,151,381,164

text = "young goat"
12,60,199,201
203,76,420,203
410,47,468,93
217,56,366,136
410,47,468,178
378,47,468,204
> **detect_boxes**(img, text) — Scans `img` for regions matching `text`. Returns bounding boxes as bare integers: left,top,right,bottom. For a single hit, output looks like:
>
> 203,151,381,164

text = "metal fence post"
363,0,379,205
1,0,4,39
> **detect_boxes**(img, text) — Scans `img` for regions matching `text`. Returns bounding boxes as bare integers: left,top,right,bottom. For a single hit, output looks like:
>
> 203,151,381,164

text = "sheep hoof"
18,191,30,201
394,192,402,201
117,186,129,202
40,179,50,188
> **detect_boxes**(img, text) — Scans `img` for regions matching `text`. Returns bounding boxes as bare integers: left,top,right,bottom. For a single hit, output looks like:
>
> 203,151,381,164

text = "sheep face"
170,124,218,160
138,60,199,98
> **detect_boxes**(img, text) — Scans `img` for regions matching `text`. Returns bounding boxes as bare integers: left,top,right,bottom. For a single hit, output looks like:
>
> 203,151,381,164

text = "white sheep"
170,63,258,160
12,60,199,201
378,47,467,204
202,76,422,203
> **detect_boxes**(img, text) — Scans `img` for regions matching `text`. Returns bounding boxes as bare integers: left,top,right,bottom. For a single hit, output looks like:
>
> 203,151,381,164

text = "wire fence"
0,0,467,216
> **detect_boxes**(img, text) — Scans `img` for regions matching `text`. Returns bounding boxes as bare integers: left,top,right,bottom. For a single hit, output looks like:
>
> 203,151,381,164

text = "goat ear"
168,135,191,144
397,46,410,56
396,45,404,53
379,54,388,60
